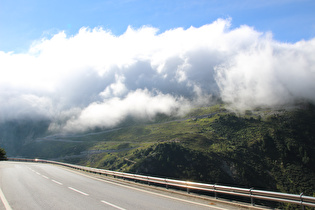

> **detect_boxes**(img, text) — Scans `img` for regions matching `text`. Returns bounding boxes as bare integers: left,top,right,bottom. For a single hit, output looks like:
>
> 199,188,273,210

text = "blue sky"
1,0,315,131
1,0,315,52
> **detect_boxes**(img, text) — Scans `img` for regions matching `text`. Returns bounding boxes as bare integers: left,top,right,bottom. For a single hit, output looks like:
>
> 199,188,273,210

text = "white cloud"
63,89,189,132
215,37,315,110
0,93,53,121
99,74,128,98
0,18,315,131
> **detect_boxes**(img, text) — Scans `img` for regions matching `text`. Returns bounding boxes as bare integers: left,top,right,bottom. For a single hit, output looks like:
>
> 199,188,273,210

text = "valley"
1,103,315,209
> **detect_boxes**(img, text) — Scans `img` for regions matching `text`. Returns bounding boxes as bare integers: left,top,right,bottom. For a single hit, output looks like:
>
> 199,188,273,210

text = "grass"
18,103,315,203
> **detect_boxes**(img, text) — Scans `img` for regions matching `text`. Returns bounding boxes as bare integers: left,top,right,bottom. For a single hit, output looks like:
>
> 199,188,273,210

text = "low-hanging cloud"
215,37,315,110
1,18,315,132
59,89,189,132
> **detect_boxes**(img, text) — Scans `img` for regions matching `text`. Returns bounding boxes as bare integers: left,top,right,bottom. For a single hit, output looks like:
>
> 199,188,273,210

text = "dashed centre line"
42,175,49,179
52,180,63,185
26,165,225,209
101,200,126,210
29,168,64,187
30,167,126,209
29,167,89,198
63,167,228,210
68,187,89,196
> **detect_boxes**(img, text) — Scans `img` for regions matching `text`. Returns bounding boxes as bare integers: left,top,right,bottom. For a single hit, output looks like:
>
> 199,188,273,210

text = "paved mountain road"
0,161,241,210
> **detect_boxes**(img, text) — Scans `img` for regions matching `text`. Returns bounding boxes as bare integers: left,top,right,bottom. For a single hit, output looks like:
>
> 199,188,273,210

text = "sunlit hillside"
3,103,314,207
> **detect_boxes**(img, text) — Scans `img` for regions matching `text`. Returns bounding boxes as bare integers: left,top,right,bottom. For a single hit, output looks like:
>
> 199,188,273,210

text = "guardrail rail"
6,158,315,209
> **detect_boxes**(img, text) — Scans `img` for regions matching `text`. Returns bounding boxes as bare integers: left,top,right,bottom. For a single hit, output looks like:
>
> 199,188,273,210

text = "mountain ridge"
1,103,314,208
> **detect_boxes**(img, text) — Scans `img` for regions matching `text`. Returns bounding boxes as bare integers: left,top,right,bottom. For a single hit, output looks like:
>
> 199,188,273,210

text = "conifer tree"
0,147,7,160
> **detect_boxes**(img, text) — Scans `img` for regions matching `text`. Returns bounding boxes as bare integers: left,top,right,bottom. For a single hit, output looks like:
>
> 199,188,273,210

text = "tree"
0,147,7,160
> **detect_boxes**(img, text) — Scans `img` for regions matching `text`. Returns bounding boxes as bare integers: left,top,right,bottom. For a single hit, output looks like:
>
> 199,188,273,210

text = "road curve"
0,161,235,210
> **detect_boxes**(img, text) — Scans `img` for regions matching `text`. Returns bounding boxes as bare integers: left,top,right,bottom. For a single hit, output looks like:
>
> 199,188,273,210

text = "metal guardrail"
6,158,315,208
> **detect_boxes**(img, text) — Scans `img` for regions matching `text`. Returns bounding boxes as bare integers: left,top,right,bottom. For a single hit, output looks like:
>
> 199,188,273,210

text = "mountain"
0,118,50,156
75,104,315,198
1,103,314,208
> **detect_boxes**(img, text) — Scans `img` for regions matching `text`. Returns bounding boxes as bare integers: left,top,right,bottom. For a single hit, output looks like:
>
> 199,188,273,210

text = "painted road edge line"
101,200,126,210
68,187,89,196
0,187,12,210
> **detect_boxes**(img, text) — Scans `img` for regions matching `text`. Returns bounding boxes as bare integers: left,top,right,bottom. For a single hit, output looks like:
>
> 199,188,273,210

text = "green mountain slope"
67,103,315,199
2,103,315,205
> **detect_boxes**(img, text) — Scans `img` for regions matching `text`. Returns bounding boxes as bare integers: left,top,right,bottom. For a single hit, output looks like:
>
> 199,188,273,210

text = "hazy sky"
1,0,315,132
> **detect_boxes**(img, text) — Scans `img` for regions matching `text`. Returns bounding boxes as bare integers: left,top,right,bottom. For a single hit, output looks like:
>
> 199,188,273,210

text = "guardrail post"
250,188,254,206
300,192,304,210
186,182,190,194
214,184,217,199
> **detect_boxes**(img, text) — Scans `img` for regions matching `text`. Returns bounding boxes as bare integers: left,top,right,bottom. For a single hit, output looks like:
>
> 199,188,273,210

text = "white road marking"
36,172,41,175
101,200,126,210
0,187,12,210
64,168,228,210
27,167,35,173
42,175,49,179
52,180,63,185
68,187,89,196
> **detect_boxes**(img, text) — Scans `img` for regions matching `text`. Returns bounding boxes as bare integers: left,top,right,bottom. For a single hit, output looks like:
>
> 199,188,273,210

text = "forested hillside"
1,103,314,209
73,103,315,200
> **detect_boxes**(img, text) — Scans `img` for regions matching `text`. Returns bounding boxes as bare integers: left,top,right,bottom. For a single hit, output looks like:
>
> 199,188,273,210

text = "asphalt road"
0,161,238,210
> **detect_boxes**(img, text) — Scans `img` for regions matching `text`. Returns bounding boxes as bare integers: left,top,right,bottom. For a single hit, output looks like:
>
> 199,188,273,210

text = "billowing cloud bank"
1,19,315,132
